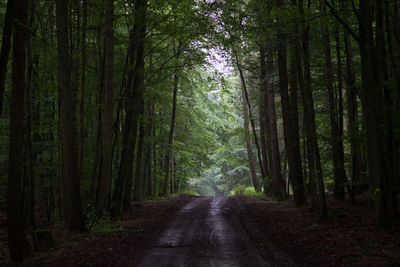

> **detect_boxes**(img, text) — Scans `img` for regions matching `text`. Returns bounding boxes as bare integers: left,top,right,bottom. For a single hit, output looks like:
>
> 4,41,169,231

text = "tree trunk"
287,0,306,205
235,53,265,192
299,0,327,219
242,83,260,190
275,0,295,200
133,100,146,201
7,0,32,260
97,0,114,217
359,0,394,227
163,72,179,195
264,38,286,200
56,0,85,231
0,0,14,118
319,0,348,201
78,0,87,178
113,0,147,214
259,44,271,189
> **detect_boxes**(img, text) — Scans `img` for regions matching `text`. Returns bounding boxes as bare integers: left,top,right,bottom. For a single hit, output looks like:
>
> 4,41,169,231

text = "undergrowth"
229,186,264,197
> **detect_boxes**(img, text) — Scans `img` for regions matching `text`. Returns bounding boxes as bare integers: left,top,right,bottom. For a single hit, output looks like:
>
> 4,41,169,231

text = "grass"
229,186,264,197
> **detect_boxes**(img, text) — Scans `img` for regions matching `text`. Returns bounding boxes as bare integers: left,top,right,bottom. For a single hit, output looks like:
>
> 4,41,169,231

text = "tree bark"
264,38,286,200
319,0,348,201
299,0,327,219
56,0,85,231
97,0,114,217
275,0,295,200
235,53,265,192
359,0,395,227
0,0,14,118
78,0,87,179
7,0,32,260
133,100,146,201
163,72,179,195
259,44,271,189
288,0,306,205
242,82,260,190
113,0,147,214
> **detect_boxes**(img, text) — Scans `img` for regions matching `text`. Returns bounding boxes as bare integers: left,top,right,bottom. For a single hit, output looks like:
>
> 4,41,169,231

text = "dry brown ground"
240,194,400,266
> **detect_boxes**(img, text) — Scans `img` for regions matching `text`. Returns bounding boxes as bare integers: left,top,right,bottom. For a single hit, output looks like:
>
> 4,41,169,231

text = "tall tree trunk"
276,0,296,200
78,0,87,178
259,44,271,189
0,0,14,118
144,106,153,198
123,0,147,210
386,0,400,189
97,0,114,217
264,38,286,199
319,0,348,201
242,83,260,190
7,0,32,260
359,0,394,227
235,53,265,192
288,0,306,205
25,0,37,232
56,0,85,231
113,0,147,214
299,0,327,219
111,36,136,216
133,100,146,201
163,72,179,195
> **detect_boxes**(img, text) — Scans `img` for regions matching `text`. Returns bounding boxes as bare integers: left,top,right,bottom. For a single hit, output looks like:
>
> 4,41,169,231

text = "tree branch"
325,0,360,44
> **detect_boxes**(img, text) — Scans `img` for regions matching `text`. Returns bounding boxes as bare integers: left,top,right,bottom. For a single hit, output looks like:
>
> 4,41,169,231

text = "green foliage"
229,186,264,197
91,216,124,234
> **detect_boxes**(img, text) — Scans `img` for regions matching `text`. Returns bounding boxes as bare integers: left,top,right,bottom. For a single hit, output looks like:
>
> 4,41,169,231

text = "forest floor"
242,193,400,266
0,193,399,266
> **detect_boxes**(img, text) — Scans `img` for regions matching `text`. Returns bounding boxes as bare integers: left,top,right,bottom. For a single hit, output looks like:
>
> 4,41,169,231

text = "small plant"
230,186,263,197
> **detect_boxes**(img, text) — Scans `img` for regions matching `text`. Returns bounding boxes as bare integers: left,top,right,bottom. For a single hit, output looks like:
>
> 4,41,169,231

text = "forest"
1,0,400,265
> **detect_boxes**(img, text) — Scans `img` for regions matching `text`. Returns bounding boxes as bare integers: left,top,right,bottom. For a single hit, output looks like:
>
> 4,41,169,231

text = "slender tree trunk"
319,0,347,201
7,0,32,260
113,0,147,214
242,84,259,190
78,0,87,177
97,0,114,217
299,0,327,219
171,156,175,194
235,54,265,191
144,107,153,197
288,0,306,205
56,0,85,231
259,44,271,189
386,0,400,189
26,1,37,231
276,0,296,200
133,100,146,201
0,0,14,118
359,0,394,227
123,0,147,210
263,38,286,199
111,36,136,216
164,72,179,195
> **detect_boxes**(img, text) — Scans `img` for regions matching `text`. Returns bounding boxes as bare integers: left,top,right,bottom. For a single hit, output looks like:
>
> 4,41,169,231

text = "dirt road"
134,196,270,267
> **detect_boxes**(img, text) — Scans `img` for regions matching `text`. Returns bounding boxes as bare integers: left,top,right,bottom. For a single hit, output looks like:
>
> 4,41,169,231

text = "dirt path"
134,196,270,267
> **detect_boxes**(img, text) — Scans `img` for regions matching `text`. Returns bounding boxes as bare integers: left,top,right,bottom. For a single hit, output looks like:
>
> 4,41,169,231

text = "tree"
319,0,348,201
163,70,180,195
7,0,32,261
0,0,14,118
241,73,261,191
56,0,85,231
97,0,114,217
